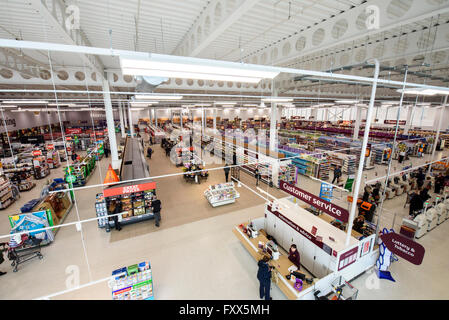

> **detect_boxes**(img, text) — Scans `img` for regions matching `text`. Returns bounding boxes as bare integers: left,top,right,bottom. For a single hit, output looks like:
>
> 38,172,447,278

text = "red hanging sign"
380,232,425,265
32,150,42,156
103,182,157,197
46,144,54,150
66,128,82,134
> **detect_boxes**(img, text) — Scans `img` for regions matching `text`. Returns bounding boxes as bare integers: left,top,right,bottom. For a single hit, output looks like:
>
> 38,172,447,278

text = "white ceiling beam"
173,0,261,57
29,0,104,77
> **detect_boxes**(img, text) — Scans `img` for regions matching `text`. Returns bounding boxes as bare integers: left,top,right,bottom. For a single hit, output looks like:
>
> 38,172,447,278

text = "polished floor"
0,140,448,300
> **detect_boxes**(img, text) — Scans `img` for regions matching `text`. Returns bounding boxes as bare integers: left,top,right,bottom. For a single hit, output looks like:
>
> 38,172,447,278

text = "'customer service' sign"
279,180,349,222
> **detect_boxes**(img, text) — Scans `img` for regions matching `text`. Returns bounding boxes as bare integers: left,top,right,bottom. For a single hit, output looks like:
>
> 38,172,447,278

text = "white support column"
180,108,183,128
102,78,120,169
324,108,330,121
148,107,151,124
353,106,362,140
310,108,318,121
269,103,278,155
127,102,134,136
201,107,205,136
403,104,414,135
155,108,158,127
345,59,380,246
428,96,448,174
123,102,128,131
119,101,126,138
213,108,217,130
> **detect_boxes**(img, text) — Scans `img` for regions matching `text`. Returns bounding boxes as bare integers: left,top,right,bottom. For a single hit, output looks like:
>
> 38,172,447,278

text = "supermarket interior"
0,0,449,302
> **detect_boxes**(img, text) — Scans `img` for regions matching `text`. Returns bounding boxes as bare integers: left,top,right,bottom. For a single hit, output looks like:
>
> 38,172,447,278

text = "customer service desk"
232,223,317,300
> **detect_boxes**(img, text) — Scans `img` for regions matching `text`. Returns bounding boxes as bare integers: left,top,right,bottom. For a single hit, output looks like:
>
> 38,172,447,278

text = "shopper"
224,164,230,182
0,242,8,276
255,167,261,186
398,150,406,163
435,173,444,194
109,200,122,231
416,169,425,189
151,197,162,227
256,255,273,300
71,152,78,162
423,177,432,190
362,186,371,202
409,190,424,217
288,244,301,270
352,215,366,234
147,146,153,159
104,145,110,158
332,166,342,184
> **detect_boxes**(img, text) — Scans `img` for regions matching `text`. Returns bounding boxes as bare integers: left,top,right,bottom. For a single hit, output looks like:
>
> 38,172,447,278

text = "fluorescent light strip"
122,68,263,83
2,100,48,104
215,101,237,105
262,98,293,102
397,88,449,95
134,95,183,100
120,54,279,82
130,102,158,106
335,100,359,104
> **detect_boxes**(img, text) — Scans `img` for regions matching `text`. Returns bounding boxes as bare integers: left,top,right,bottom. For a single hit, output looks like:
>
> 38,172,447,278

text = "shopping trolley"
8,234,43,272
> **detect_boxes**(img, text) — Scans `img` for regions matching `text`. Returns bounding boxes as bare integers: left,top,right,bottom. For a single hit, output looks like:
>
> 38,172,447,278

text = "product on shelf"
46,151,61,169
204,182,240,207
98,182,158,230
111,261,154,300
33,156,50,179
0,175,15,209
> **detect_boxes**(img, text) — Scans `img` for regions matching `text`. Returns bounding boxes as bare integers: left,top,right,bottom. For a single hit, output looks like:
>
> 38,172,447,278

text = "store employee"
288,244,301,270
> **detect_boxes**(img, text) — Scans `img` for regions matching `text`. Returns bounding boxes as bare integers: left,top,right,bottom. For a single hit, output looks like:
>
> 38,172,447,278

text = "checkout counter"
233,198,378,300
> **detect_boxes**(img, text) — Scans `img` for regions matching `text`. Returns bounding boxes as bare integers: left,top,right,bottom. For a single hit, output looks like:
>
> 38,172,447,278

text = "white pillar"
119,102,126,138
180,109,183,128
123,102,128,131
324,108,330,121
428,97,447,174
201,107,205,136
102,78,120,169
155,108,158,127
148,107,151,124
127,102,134,136
310,108,318,120
345,59,380,246
353,106,362,140
403,104,414,135
213,108,217,130
269,102,277,154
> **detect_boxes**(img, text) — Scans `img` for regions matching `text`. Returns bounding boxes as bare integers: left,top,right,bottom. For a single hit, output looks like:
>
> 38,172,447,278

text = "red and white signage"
380,232,425,265
46,144,54,150
338,246,358,271
279,180,349,222
66,128,82,135
103,182,157,197
384,120,406,125
32,150,42,156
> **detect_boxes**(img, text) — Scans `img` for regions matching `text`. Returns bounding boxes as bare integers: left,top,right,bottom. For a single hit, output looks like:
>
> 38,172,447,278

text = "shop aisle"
109,141,287,242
